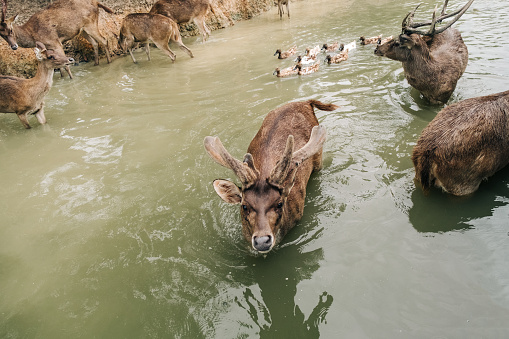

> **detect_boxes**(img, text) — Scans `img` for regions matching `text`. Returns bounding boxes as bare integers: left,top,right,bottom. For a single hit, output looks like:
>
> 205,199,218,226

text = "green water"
1,0,509,337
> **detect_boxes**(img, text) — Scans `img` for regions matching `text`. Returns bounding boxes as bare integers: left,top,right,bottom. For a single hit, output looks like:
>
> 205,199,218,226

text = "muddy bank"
0,0,274,77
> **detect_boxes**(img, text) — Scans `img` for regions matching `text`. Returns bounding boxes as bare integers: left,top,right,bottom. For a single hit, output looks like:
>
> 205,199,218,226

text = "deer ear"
212,179,242,204
5,15,17,27
399,34,415,49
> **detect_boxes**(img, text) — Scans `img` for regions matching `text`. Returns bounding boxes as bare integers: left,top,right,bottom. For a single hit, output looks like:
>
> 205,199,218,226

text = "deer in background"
0,42,74,129
374,0,473,104
119,13,194,63
204,100,337,254
149,0,216,42
412,90,509,196
277,0,290,19
0,0,112,79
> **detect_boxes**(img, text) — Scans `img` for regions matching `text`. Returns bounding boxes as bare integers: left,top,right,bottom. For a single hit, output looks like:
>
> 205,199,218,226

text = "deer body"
149,0,214,41
376,28,468,104
0,0,112,78
204,100,337,253
412,90,509,196
119,13,193,63
374,0,473,104
0,43,74,128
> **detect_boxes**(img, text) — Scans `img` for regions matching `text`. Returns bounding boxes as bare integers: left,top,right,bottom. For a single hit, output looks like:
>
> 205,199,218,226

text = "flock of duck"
273,34,392,77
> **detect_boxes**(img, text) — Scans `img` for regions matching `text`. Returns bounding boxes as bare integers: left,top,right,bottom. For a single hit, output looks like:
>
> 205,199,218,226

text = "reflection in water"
408,167,509,233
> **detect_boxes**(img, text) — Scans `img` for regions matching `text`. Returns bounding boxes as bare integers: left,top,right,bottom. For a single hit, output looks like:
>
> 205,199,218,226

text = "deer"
374,0,474,104
276,0,290,20
0,42,74,129
412,90,509,196
149,0,216,42
204,100,338,254
119,13,193,64
0,0,112,79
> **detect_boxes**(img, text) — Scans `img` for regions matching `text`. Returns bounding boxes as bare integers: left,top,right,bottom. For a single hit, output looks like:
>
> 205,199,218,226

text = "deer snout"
252,235,273,253
10,43,18,50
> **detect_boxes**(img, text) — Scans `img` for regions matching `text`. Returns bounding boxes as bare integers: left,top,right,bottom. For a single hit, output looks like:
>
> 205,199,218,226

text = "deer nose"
252,235,273,253
11,44,18,50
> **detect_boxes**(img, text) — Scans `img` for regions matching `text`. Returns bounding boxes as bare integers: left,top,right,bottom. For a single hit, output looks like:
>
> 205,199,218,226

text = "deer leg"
286,1,290,18
80,30,100,65
171,35,194,58
153,41,176,62
17,112,31,129
82,27,112,64
34,105,47,125
193,18,210,42
144,43,151,61
128,47,137,63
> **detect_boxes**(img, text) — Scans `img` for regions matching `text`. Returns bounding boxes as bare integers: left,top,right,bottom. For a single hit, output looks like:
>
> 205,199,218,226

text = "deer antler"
268,125,327,193
204,136,259,188
1,0,7,23
402,0,474,36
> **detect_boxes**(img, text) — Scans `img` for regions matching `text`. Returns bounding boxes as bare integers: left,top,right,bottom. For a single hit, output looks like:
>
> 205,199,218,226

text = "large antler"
402,0,474,36
1,0,7,23
268,125,327,193
204,136,259,188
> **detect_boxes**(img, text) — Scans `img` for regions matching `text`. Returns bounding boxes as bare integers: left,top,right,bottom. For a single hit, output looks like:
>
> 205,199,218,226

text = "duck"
274,45,297,59
378,35,393,45
293,62,320,75
342,40,356,53
321,41,339,52
295,54,316,65
273,66,298,77
306,45,321,59
325,50,348,64
359,35,381,45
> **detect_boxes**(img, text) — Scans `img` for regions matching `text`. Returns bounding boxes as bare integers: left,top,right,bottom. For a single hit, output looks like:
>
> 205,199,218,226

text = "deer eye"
242,205,248,211
277,202,283,209
47,55,54,60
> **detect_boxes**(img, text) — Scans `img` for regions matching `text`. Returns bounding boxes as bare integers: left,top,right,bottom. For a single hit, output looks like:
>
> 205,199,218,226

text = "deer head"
0,0,18,50
204,125,326,253
374,0,474,60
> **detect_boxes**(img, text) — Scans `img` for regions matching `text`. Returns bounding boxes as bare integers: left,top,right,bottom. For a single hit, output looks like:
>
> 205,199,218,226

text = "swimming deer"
119,13,193,64
0,0,112,79
374,0,473,104
149,0,215,42
412,90,509,196
0,42,74,129
204,100,337,253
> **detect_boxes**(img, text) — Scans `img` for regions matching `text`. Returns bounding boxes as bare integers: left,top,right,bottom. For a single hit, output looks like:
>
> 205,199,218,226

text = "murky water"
1,0,509,337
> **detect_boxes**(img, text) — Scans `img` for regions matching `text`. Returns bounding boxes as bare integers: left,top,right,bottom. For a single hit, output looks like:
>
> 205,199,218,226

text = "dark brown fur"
119,13,193,63
0,42,74,128
0,0,112,78
375,28,468,104
204,100,337,253
149,0,214,41
412,90,509,196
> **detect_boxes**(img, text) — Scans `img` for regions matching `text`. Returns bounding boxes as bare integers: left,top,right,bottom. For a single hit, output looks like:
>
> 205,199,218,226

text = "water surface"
1,0,509,337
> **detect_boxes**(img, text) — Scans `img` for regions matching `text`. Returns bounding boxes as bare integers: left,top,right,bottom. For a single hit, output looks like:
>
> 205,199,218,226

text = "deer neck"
25,62,55,98
13,24,36,48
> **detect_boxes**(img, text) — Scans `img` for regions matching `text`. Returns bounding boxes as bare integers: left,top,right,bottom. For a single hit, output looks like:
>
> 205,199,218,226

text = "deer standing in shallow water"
149,0,216,42
374,0,473,104
0,42,74,129
412,90,509,196
0,0,112,79
119,13,194,63
204,100,337,254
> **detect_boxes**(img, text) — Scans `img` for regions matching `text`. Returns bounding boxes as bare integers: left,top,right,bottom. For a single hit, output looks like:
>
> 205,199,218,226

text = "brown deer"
0,0,112,79
374,0,473,104
119,13,193,64
0,42,74,129
149,0,215,42
412,90,509,196
204,100,337,253
277,0,290,20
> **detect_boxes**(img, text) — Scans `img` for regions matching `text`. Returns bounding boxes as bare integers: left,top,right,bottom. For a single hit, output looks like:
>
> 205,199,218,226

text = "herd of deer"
1,0,508,253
